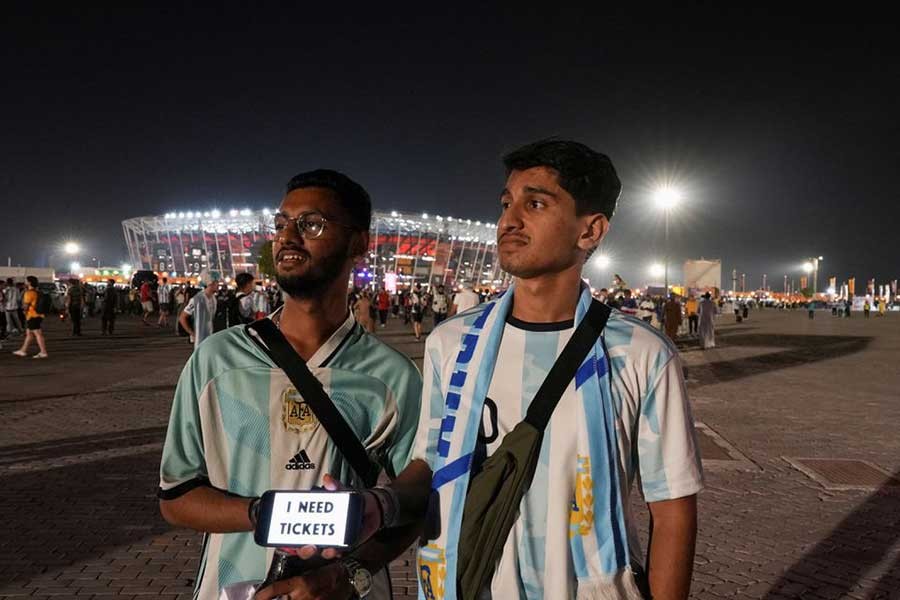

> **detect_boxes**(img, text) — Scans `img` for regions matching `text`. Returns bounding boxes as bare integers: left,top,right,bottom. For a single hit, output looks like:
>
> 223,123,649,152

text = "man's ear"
577,213,609,253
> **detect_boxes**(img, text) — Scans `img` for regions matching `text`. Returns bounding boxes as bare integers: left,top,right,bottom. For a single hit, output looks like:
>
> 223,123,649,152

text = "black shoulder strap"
246,318,378,487
523,299,612,431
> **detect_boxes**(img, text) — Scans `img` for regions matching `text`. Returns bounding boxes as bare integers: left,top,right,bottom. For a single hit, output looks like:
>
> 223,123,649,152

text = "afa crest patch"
281,386,319,433
569,454,594,538
418,544,446,600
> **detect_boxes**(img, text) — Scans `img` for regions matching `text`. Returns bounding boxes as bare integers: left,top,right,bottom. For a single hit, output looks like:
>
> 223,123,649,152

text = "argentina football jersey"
412,286,703,599
159,311,421,599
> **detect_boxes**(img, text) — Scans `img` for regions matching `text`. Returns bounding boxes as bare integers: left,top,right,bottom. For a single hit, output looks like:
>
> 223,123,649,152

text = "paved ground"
1,308,899,599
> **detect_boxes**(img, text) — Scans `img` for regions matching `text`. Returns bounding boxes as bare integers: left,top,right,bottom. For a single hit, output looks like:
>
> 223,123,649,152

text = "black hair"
502,138,622,220
285,169,372,231
235,272,254,288
26,275,38,287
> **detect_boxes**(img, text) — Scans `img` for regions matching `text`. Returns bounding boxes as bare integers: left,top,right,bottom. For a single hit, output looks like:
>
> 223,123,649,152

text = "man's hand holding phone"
251,474,386,600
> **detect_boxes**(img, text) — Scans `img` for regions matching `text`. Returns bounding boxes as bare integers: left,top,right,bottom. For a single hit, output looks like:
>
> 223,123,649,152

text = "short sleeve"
636,353,704,503
383,365,424,478
183,297,196,316
158,355,210,498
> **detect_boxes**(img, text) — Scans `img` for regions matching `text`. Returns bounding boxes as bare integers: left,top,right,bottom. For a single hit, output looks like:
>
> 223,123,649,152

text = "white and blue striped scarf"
418,284,642,600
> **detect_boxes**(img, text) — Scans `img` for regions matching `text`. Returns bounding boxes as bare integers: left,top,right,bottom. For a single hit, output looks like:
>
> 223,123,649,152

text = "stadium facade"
122,209,508,290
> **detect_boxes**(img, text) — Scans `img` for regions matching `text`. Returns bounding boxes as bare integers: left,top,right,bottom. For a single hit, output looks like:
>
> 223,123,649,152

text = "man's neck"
279,283,350,361
510,263,583,323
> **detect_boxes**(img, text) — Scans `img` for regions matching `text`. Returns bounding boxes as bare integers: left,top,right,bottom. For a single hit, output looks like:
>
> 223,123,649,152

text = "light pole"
653,186,682,298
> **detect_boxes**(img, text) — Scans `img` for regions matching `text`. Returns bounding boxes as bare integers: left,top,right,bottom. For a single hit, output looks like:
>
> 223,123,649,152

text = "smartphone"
254,490,364,548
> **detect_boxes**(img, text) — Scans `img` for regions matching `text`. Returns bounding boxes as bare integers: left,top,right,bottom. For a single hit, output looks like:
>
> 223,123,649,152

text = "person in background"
64,278,84,336
409,283,425,341
863,299,871,318
173,285,187,334
102,279,118,335
698,292,716,349
4,278,23,337
431,284,449,326
231,273,256,326
354,289,376,333
685,294,699,336
13,276,49,359
450,282,479,315
664,294,684,341
157,277,173,328
140,280,154,324
253,282,271,320
878,297,887,316
376,287,391,327
179,282,218,349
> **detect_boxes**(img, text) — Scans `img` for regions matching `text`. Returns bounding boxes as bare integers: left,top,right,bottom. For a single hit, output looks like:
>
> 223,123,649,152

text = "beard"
276,242,351,299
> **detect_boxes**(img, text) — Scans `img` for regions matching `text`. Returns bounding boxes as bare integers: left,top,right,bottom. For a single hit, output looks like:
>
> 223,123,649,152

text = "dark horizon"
2,7,899,289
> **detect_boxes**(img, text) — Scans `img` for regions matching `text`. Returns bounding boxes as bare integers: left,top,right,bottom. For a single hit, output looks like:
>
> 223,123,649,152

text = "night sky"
3,7,898,290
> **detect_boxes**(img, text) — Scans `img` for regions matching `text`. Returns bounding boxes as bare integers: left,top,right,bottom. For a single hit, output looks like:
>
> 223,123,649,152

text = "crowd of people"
593,287,719,349
348,282,486,340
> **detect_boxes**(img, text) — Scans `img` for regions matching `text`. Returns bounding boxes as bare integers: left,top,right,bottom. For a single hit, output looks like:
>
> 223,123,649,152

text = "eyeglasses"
273,211,357,239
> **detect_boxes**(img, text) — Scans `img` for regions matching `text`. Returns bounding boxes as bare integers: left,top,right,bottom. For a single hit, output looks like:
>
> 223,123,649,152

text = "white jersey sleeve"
635,352,704,502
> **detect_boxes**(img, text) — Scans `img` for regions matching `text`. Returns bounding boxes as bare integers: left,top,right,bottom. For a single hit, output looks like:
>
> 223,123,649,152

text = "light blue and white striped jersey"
159,313,422,599
413,308,703,599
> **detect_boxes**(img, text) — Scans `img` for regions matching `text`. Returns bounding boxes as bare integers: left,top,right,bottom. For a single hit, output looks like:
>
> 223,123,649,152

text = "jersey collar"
268,306,357,368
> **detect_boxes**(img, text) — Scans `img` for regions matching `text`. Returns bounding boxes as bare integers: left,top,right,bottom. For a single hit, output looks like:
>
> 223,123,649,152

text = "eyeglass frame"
273,210,360,239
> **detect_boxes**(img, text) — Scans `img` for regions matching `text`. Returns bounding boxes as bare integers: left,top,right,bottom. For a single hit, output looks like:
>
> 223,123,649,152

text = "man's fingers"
321,547,339,560
322,473,346,491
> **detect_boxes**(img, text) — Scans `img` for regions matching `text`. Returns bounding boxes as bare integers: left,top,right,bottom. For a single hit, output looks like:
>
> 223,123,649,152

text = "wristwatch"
342,558,373,598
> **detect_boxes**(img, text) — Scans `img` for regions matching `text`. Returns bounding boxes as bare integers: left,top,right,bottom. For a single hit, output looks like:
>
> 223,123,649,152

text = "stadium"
122,209,507,290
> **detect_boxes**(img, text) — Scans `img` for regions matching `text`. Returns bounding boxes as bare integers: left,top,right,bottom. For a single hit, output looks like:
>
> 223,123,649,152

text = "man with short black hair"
356,140,702,600
159,169,422,600
231,272,256,326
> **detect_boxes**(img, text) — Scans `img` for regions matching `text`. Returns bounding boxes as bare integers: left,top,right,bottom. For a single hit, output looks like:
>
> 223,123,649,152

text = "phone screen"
263,491,353,547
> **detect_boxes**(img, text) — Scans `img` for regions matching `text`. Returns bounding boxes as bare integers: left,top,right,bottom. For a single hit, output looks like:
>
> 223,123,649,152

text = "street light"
653,185,683,298
64,242,80,255
70,261,81,273
593,254,611,270
649,263,665,279
802,256,822,293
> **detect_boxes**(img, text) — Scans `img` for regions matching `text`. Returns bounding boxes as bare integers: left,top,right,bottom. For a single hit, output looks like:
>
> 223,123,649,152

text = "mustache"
498,232,529,243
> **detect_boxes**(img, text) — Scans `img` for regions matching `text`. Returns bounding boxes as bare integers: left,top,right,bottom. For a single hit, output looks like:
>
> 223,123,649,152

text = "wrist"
247,497,261,529
369,486,399,530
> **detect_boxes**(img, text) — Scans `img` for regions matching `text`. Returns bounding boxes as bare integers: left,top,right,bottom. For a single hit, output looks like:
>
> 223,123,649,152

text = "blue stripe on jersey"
583,349,627,573
518,329,559,598
575,357,594,389
432,453,472,489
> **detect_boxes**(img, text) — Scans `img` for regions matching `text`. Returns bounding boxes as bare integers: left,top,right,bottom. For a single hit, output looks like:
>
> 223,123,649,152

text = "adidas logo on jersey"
285,449,316,470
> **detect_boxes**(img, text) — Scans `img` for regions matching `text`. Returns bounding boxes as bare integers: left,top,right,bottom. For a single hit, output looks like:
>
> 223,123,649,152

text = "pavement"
1,307,899,599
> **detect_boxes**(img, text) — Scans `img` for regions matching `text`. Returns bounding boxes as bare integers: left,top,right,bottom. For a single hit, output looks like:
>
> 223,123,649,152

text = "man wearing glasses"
159,170,423,599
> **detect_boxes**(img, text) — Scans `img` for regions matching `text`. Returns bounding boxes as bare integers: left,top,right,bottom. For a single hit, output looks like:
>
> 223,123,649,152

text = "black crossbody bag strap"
247,319,379,488
523,299,612,431
470,299,612,477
